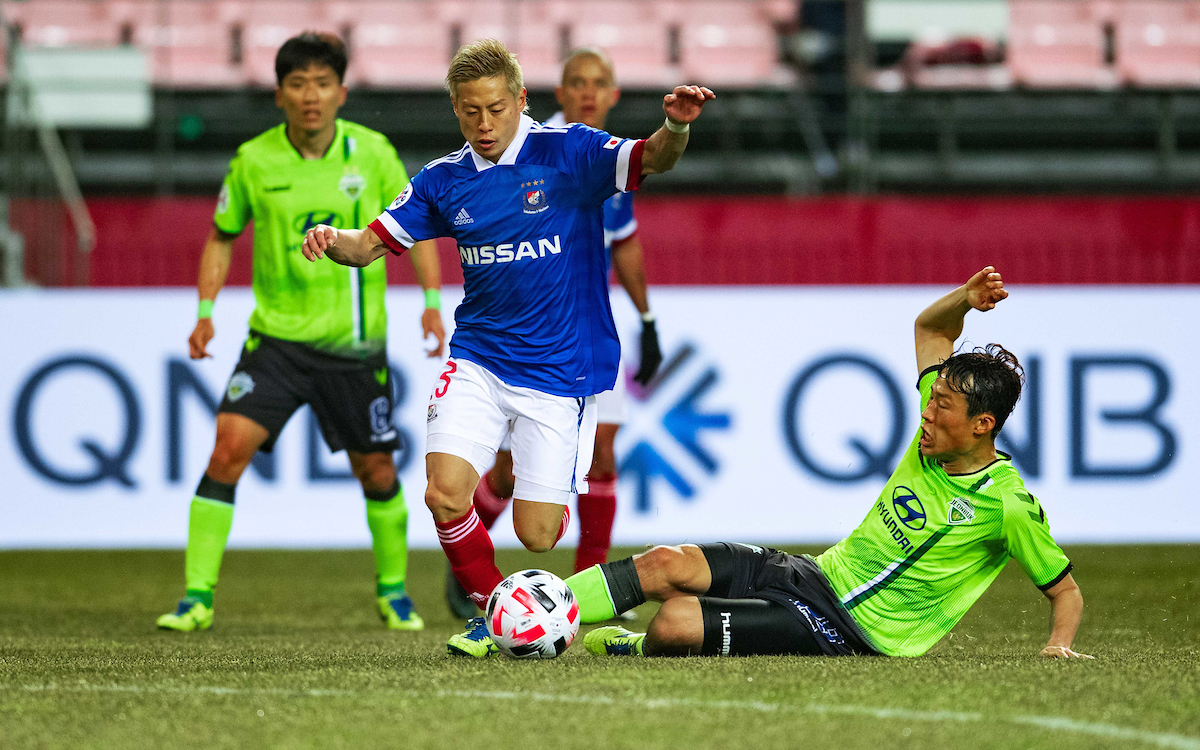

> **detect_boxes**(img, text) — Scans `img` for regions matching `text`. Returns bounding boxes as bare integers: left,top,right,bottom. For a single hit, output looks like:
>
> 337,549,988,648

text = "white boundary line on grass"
5,683,1198,750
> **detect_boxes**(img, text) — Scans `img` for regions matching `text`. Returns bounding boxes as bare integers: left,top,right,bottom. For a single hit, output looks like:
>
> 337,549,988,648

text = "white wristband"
664,117,690,134
640,311,656,323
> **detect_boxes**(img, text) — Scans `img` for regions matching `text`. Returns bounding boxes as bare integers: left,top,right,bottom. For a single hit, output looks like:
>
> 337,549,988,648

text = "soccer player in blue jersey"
301,38,713,656
445,47,665,620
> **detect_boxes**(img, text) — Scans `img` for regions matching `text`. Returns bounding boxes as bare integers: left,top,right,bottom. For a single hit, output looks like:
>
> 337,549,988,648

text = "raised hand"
965,266,1008,312
663,85,716,125
303,224,338,261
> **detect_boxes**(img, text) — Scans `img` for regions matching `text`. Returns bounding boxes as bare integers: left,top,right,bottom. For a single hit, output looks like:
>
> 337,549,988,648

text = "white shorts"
425,358,597,504
594,360,629,426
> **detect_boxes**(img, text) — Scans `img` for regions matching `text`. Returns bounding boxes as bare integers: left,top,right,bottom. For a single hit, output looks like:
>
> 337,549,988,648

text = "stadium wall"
1,285,1196,548
82,196,1200,287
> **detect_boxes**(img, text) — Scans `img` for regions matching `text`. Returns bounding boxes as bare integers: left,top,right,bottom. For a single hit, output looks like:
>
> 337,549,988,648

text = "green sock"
565,566,617,623
366,480,409,597
184,490,235,604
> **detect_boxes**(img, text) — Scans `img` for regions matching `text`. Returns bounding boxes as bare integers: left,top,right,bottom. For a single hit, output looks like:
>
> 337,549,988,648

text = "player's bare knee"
424,477,469,519
206,440,254,483
647,597,703,649
515,518,559,553
634,545,694,599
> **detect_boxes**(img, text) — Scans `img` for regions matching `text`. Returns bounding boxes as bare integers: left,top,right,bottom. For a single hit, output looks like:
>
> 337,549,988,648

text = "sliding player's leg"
156,413,269,631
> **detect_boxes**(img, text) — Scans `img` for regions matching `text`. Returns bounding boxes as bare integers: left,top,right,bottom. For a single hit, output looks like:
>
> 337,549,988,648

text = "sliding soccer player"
576,267,1091,660
300,38,713,656
157,33,444,633
445,47,664,620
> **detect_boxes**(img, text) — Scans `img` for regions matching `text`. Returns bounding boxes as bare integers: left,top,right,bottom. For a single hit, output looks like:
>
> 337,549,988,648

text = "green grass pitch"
1,545,1197,749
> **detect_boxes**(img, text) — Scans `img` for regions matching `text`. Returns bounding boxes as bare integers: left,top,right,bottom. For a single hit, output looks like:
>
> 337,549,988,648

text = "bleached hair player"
301,38,715,657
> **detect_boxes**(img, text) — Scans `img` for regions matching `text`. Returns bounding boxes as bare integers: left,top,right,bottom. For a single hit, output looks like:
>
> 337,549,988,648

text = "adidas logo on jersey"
453,208,474,226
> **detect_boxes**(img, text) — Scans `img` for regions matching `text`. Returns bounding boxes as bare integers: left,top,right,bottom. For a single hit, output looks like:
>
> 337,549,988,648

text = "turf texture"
1,545,1197,750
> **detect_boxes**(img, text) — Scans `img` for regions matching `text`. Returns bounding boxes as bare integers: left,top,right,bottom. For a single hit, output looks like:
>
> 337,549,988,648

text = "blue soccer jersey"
545,112,638,257
369,114,644,397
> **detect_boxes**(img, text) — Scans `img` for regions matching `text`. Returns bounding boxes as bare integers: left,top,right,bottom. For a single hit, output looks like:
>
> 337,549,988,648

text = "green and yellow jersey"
214,119,408,357
815,366,1072,657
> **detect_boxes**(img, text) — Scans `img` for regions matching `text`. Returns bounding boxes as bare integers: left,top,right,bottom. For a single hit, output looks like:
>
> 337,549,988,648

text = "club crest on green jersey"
339,170,366,201
948,496,975,525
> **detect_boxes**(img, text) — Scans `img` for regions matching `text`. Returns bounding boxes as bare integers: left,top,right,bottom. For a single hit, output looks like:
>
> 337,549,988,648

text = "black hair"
275,32,348,85
940,344,1024,438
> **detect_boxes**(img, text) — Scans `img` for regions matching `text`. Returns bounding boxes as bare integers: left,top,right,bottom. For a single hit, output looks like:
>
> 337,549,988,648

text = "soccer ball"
485,569,580,659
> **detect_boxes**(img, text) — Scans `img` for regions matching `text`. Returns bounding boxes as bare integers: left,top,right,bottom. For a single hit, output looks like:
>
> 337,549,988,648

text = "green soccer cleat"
378,592,425,631
156,597,213,632
444,567,478,621
446,616,500,658
584,626,646,656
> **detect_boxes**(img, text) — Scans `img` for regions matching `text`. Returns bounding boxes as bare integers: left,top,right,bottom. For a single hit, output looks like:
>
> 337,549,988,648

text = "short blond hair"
446,38,526,108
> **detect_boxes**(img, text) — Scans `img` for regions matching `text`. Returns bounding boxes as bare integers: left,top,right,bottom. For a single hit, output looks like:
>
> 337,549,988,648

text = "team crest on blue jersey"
521,180,549,214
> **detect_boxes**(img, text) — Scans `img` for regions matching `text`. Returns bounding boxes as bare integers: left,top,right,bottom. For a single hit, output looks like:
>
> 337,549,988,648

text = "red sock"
575,473,617,573
436,509,504,610
556,506,571,545
472,470,512,530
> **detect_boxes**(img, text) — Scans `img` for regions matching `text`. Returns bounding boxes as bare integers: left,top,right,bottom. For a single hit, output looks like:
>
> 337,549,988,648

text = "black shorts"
697,542,879,657
217,330,399,454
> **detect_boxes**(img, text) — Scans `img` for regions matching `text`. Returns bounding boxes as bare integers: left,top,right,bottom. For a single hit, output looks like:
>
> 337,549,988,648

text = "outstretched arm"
302,224,391,268
641,85,716,175
1040,574,1092,659
914,266,1008,374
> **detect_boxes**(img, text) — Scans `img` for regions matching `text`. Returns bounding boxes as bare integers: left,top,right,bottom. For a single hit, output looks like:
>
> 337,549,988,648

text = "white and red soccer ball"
485,569,580,659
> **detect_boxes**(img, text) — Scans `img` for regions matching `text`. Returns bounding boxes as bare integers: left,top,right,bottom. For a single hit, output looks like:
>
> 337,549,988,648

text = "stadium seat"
134,0,245,87
1008,0,1117,88
514,0,572,88
676,0,787,87
5,0,124,47
241,0,330,86
1114,0,1200,87
570,0,674,88
326,0,449,88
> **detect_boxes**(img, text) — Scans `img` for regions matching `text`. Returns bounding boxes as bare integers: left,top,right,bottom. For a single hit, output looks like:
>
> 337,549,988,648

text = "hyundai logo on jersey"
891,485,927,531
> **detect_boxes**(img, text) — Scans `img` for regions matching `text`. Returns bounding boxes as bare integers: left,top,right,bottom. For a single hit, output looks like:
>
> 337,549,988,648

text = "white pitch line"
4,683,1198,750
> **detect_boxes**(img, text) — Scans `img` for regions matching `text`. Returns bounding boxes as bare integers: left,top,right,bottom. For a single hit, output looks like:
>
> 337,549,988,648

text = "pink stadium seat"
570,0,673,88
1008,0,1117,88
1114,0,1200,87
6,0,123,47
326,0,450,88
676,1,783,86
242,0,329,86
133,0,244,87
513,0,571,88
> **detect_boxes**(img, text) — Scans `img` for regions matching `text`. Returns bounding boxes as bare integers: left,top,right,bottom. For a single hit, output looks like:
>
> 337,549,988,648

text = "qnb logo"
891,485,927,531
617,342,732,514
458,235,562,266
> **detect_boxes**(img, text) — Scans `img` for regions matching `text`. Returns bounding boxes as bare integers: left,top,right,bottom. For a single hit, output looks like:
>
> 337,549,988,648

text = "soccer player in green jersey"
574,267,1092,659
156,33,445,633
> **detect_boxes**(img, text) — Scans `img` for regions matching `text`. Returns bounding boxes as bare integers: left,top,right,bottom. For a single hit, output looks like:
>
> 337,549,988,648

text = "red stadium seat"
133,0,245,87
674,0,787,87
326,0,450,88
241,0,330,86
5,0,124,47
570,0,674,88
514,0,573,88
1008,0,1117,88
1114,0,1200,87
